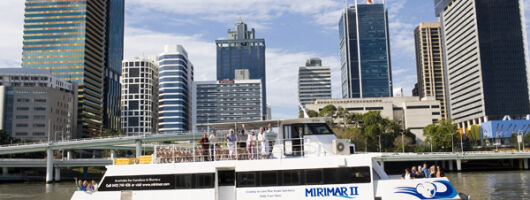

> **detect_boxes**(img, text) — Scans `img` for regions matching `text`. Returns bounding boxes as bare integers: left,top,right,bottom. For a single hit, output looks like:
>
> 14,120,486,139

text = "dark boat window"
194,174,214,188
218,170,235,186
236,167,370,188
175,174,192,189
236,172,257,187
282,170,302,186
260,171,278,186
305,169,323,184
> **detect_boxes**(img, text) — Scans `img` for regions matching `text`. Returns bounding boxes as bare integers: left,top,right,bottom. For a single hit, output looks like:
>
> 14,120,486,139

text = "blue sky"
1,0,529,120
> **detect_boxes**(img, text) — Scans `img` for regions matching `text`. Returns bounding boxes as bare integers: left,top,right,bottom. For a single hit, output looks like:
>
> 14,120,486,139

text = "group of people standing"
74,177,98,192
402,163,445,180
199,123,275,161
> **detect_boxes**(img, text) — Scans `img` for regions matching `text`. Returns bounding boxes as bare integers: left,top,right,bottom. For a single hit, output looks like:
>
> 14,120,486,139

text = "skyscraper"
298,58,332,107
121,58,158,136
158,45,194,132
435,0,530,129
22,0,124,137
104,0,125,134
339,1,392,98
216,20,267,119
414,22,447,119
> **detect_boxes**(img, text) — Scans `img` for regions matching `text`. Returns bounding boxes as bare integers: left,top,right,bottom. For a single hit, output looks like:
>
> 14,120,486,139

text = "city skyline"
1,0,530,120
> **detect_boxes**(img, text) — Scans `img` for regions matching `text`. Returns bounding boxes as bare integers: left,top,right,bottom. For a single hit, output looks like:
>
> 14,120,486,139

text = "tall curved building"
158,45,193,132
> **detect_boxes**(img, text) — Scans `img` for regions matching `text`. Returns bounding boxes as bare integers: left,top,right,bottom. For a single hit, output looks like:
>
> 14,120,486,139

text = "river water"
0,171,528,199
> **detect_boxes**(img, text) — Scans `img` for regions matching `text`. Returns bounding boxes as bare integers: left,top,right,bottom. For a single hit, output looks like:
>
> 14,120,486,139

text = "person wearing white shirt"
209,130,219,161
246,130,257,160
258,127,269,159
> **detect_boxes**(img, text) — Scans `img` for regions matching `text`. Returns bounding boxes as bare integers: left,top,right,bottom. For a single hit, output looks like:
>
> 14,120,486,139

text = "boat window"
323,167,371,184
175,174,193,189
307,123,333,135
282,170,302,186
305,169,323,184
260,171,278,186
236,167,370,188
237,172,257,187
218,170,235,186
194,174,214,188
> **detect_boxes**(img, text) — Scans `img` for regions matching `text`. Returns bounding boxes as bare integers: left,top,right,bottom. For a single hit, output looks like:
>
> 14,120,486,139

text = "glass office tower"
216,20,267,119
104,0,125,134
158,45,194,132
339,2,392,98
435,0,530,129
22,0,124,137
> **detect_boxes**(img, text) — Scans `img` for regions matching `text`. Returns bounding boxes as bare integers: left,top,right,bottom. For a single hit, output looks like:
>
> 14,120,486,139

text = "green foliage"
423,119,457,152
333,126,365,151
102,129,122,137
468,125,481,141
319,105,337,117
0,130,19,145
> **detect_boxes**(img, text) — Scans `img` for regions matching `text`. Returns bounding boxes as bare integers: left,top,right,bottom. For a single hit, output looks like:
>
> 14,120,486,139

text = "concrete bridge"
0,132,202,183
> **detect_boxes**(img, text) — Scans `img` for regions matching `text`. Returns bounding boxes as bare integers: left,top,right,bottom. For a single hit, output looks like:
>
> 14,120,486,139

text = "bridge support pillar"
456,159,462,171
136,140,142,158
54,168,61,182
110,149,116,160
46,149,53,183
524,159,529,170
448,160,454,171
2,167,7,176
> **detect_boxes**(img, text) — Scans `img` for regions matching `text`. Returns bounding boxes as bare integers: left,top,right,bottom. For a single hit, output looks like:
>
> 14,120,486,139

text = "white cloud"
126,0,343,28
0,0,24,68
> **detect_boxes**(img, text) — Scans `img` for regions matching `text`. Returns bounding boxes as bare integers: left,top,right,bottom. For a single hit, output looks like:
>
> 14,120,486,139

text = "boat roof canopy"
196,117,332,131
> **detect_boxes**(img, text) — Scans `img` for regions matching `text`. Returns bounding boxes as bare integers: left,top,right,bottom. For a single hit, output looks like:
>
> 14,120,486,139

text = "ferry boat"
71,118,468,200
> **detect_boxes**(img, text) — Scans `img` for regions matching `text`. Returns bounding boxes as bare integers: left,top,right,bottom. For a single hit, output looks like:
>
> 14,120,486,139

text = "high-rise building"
121,58,158,136
339,2,392,98
216,20,267,119
158,45,194,132
414,22,448,119
192,79,263,131
298,58,332,107
104,0,125,134
0,68,78,141
435,0,530,130
21,0,125,137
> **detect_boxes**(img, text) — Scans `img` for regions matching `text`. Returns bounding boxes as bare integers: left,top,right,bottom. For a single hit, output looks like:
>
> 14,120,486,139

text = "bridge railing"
0,130,204,148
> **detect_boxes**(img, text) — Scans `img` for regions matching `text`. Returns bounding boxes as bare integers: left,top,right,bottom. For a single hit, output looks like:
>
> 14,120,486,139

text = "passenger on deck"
436,165,444,177
401,168,411,180
266,123,275,155
199,133,210,161
430,165,436,178
226,129,238,160
410,166,417,178
258,127,269,159
74,177,83,191
247,130,257,159
209,130,219,161
91,180,98,191
82,180,88,191
239,125,248,159
422,163,430,178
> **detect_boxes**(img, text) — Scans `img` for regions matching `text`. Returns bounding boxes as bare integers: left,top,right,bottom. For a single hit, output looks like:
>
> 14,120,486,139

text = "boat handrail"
144,138,332,164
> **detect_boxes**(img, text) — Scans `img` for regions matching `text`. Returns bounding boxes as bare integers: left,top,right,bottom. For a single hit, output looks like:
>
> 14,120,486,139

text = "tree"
333,126,365,151
423,119,457,152
319,105,337,117
0,130,19,145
